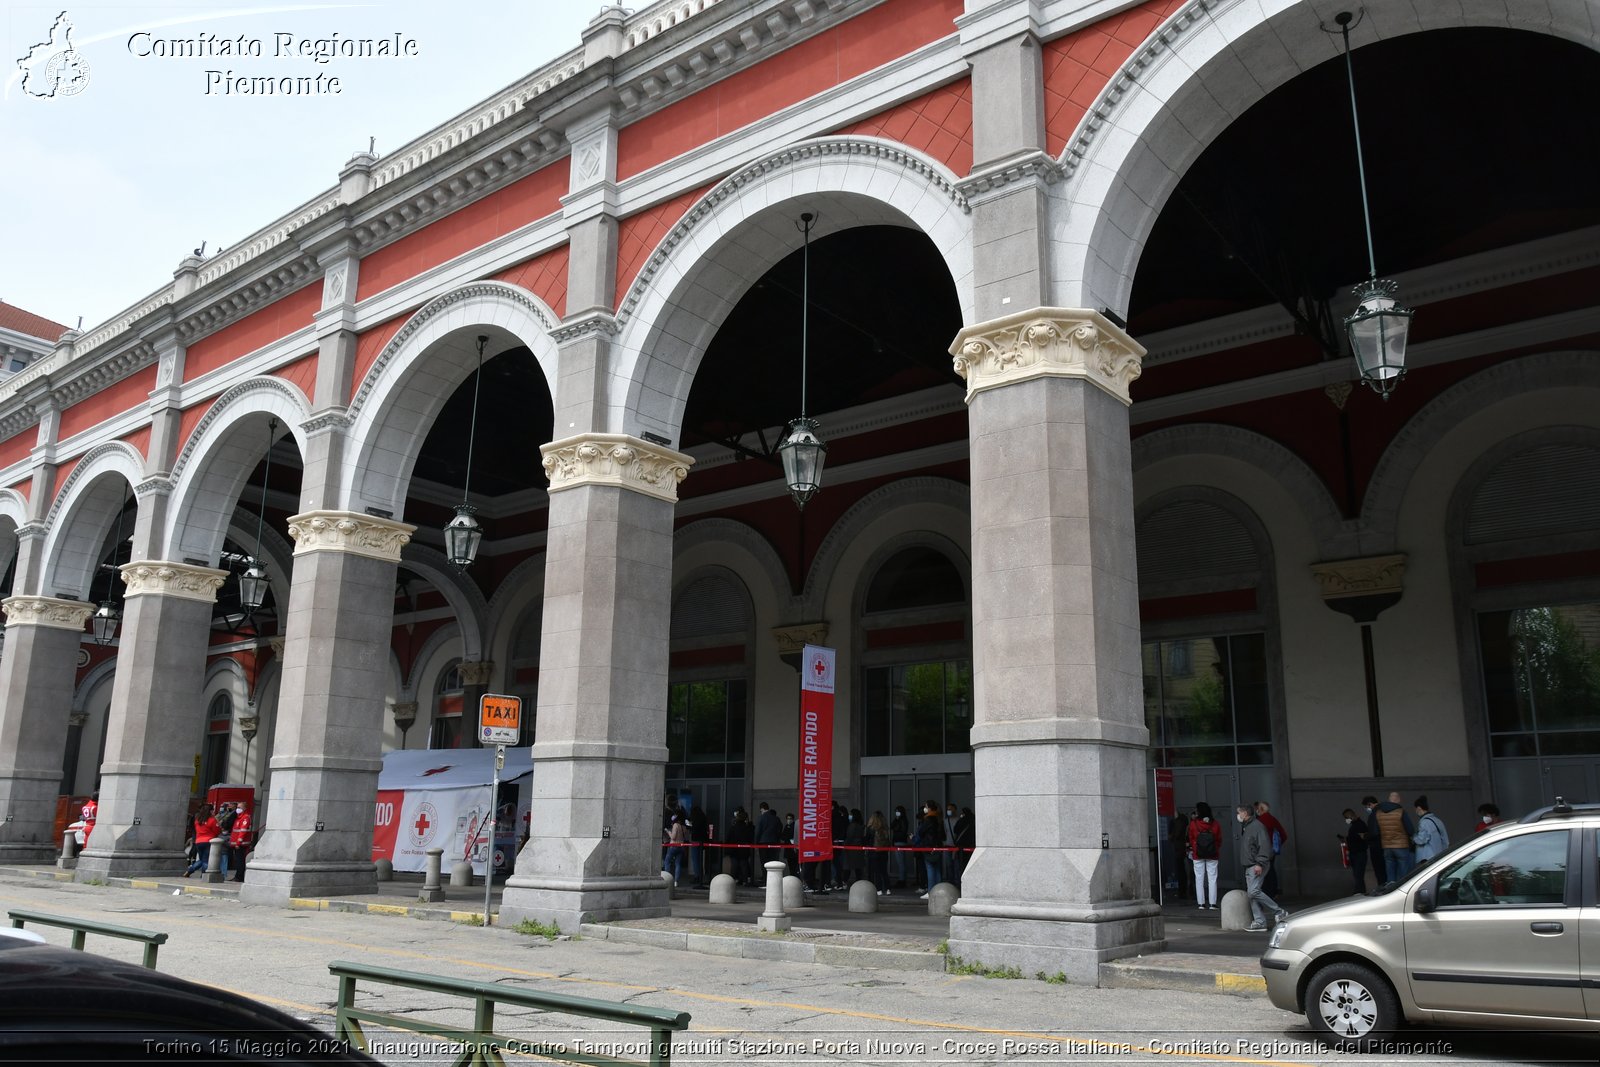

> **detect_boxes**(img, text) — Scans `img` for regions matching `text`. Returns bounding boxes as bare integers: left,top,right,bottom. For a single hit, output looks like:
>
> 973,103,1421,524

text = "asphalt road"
0,876,1591,1067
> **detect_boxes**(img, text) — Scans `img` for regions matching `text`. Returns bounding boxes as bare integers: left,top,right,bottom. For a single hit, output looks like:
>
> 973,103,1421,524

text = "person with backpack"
1411,795,1450,863
1254,800,1288,896
1187,801,1223,909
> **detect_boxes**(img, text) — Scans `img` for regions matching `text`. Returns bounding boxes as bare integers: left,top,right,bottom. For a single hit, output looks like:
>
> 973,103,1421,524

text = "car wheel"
1305,961,1400,1051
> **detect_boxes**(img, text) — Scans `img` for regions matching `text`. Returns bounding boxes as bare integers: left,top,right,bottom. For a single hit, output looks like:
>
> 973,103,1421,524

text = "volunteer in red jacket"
1187,801,1223,910
80,793,98,848
227,802,252,882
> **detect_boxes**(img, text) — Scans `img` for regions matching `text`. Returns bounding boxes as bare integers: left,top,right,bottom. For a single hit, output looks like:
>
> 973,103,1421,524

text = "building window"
1142,633,1271,766
1478,603,1600,757
665,679,746,780
200,693,232,790
431,659,465,750
860,660,972,757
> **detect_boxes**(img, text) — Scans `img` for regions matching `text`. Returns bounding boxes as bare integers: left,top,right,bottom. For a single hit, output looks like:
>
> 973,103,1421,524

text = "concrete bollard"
757,861,791,932
450,861,474,889
660,870,677,899
205,839,227,884
927,881,958,916
781,874,805,911
374,859,394,882
708,873,737,904
1220,888,1251,930
58,832,78,871
419,848,445,902
848,880,878,913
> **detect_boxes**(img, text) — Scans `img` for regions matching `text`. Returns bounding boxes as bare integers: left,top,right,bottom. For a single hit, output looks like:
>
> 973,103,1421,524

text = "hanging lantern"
91,600,121,646
1346,279,1412,398
778,417,827,510
444,504,483,568
238,560,270,615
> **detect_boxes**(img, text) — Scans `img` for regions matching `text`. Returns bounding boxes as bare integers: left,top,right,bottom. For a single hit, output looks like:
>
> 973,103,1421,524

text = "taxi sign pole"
483,743,503,926
477,693,522,926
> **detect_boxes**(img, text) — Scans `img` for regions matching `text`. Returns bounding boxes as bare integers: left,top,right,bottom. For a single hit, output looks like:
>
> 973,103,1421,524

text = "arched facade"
0,0,1594,986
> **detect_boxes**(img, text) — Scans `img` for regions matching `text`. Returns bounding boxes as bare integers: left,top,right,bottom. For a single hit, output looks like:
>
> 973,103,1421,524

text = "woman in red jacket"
1187,801,1224,910
183,804,227,877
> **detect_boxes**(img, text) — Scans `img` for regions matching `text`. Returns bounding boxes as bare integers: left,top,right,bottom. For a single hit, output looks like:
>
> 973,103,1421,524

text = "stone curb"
1098,954,1267,997
579,922,947,971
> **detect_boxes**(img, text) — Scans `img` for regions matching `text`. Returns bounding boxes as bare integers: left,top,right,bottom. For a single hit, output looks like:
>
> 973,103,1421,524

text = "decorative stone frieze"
391,701,419,727
287,510,415,562
550,311,620,345
456,660,494,686
1,595,95,631
955,149,1065,202
772,622,829,657
120,561,228,603
950,308,1145,406
1311,554,1408,600
67,711,89,729
269,636,285,657
541,433,694,503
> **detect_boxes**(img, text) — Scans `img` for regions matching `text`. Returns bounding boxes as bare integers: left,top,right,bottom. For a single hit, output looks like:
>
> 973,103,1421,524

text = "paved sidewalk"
2,864,1277,996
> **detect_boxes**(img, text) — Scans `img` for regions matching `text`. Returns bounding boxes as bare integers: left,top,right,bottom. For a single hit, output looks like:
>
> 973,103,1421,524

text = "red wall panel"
1043,0,1185,157
183,285,320,383
59,366,160,440
614,183,717,310
491,245,571,319
837,78,972,176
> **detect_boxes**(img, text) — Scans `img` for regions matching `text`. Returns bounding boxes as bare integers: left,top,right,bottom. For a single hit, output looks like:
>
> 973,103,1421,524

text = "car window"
1434,829,1568,907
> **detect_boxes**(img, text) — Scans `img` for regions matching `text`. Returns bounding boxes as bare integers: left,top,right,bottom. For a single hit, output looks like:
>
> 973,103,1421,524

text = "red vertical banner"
798,644,835,862
1154,768,1175,818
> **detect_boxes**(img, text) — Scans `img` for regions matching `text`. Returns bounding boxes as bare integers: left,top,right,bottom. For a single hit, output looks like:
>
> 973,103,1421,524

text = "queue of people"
663,795,974,894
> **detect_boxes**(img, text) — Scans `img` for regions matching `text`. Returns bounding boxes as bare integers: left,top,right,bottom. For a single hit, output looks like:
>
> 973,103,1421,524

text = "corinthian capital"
287,510,415,562
949,307,1145,406
540,433,694,503
120,561,228,603
1,595,95,631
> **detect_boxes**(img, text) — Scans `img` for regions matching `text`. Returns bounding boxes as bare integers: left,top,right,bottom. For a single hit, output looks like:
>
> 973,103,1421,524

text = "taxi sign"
479,693,521,745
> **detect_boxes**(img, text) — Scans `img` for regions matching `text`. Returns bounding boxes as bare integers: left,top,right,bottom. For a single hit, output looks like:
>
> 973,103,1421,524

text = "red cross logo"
414,812,431,836
408,801,440,846
812,657,826,678
420,765,452,776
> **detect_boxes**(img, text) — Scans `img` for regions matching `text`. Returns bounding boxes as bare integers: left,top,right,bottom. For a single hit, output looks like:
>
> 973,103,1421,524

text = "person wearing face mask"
1474,802,1501,834
1236,804,1287,931
890,806,910,888
1360,795,1385,888
1338,806,1372,895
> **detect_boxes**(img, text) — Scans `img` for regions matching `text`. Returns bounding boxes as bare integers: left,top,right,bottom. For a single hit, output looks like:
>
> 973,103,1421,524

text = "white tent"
373,749,532,875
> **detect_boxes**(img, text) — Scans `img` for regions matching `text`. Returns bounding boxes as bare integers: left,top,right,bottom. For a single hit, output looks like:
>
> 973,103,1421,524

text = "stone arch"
342,282,558,518
40,442,144,600
398,544,489,663
485,554,547,675
804,476,971,621
166,377,312,566
1135,484,1279,596
850,530,973,621
0,487,27,582
1362,352,1600,550
609,138,974,443
1131,424,1352,558
1055,0,1600,313
673,518,791,615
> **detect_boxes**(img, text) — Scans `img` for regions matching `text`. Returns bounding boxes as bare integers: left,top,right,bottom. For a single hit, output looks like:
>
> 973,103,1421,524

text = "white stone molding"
541,433,694,503
287,510,416,563
1310,554,1407,600
1,595,94,631
456,660,495,686
168,377,312,487
120,560,228,602
950,307,1145,406
772,622,829,657
616,137,970,326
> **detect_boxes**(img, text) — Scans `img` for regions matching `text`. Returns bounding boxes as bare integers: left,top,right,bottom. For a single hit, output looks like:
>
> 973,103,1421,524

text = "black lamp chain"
800,214,812,420
253,418,275,563
1340,18,1379,281
463,337,486,503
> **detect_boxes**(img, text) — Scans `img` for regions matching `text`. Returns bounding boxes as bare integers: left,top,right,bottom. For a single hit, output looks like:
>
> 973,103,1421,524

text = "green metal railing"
329,960,691,1067
8,908,169,969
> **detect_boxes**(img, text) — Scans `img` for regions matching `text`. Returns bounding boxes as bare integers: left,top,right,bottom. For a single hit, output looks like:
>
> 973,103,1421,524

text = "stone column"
77,561,227,879
0,596,94,862
240,511,413,904
498,434,692,931
944,308,1163,984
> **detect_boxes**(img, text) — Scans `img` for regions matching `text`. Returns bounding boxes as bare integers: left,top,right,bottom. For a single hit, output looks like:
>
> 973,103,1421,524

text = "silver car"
1260,799,1598,1049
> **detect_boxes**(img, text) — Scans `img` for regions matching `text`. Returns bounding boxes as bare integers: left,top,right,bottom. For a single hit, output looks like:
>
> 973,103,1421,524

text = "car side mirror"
1414,881,1436,914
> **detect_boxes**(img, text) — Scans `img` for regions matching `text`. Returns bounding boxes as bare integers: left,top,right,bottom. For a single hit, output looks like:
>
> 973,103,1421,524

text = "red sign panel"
371,790,403,862
1154,768,1175,818
798,644,835,862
